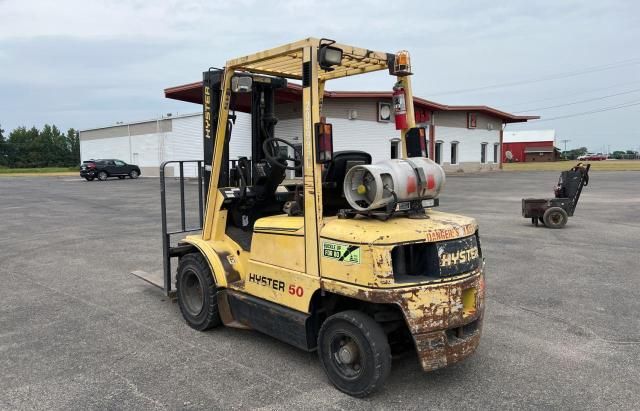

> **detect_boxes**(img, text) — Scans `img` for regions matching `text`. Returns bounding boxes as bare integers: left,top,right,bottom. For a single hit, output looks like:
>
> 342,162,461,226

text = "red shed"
502,130,558,162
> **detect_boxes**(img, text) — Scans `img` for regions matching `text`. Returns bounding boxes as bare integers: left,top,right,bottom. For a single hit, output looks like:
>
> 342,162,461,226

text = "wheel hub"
337,341,359,364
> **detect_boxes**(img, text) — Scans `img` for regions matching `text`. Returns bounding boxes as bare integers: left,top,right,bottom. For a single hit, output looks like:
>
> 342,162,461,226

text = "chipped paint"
321,268,485,372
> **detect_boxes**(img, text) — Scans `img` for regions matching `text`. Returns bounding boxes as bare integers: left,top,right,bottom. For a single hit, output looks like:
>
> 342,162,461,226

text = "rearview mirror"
231,76,253,93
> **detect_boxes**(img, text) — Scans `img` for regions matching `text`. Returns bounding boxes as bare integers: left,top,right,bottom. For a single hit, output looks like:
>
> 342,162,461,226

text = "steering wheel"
262,138,302,171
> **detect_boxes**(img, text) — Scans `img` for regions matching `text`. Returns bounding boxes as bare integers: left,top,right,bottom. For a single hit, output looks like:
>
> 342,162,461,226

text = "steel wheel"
543,207,568,229
330,332,364,380
181,269,204,317
318,310,391,397
176,253,222,330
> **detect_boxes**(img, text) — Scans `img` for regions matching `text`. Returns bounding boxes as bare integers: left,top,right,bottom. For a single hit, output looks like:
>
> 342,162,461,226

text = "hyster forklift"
147,38,485,397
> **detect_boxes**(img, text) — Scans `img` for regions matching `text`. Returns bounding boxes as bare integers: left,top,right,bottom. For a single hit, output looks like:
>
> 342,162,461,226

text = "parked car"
577,153,607,161
80,159,141,181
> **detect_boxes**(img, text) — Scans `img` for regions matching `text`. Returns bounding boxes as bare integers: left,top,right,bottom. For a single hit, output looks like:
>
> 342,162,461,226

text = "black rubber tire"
97,171,108,181
176,253,222,331
129,170,139,179
543,207,568,228
118,176,125,179
318,310,391,397
84,177,94,181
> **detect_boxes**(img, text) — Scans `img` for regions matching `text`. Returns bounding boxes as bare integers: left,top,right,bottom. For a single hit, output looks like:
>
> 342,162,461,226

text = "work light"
231,76,252,93
318,46,343,71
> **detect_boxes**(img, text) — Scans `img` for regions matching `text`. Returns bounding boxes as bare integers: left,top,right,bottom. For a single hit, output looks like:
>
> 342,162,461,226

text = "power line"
504,79,640,109
429,58,640,96
515,88,640,113
532,100,640,122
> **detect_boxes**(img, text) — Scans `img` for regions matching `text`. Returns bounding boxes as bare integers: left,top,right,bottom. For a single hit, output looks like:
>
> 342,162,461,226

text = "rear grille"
391,234,481,283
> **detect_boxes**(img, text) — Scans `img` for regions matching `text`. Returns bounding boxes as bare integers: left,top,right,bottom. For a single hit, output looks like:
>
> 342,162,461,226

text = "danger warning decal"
323,241,361,264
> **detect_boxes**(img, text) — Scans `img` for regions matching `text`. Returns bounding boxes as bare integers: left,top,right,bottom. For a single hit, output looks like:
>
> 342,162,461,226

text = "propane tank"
392,84,408,130
344,157,445,212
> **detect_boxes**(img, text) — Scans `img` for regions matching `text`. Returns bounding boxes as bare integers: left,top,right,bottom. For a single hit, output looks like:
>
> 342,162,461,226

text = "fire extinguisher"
392,84,408,130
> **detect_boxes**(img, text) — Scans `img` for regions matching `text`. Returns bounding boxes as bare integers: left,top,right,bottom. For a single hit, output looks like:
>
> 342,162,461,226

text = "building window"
481,143,487,164
450,141,459,165
390,139,400,159
435,141,443,164
493,143,499,163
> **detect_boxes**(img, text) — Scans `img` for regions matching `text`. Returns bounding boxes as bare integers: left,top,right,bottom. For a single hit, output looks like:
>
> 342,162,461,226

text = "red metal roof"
164,82,538,124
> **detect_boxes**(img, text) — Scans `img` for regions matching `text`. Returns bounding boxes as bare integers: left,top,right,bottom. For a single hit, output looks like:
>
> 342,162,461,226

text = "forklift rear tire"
176,253,222,331
543,207,568,229
318,310,391,397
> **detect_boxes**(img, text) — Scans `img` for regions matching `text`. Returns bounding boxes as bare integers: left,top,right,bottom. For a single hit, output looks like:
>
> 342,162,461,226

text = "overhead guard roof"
226,37,389,81
165,38,538,123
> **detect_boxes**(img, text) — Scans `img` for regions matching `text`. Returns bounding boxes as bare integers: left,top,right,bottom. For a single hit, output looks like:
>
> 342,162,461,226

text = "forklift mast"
202,69,224,198
201,69,286,206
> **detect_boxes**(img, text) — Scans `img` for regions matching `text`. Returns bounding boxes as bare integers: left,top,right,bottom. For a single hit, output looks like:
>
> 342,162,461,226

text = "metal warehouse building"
79,83,537,177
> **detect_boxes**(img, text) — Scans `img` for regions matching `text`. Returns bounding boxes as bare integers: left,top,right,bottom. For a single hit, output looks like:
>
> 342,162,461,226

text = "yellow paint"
462,287,477,318
321,211,477,245
239,260,320,313
252,216,305,272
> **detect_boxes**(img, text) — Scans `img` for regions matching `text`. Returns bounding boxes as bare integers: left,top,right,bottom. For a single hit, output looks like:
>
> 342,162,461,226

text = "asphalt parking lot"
1,171,639,410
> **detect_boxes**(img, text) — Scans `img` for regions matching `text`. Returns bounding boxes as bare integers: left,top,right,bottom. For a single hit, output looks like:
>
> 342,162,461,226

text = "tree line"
0,124,80,168
562,147,639,160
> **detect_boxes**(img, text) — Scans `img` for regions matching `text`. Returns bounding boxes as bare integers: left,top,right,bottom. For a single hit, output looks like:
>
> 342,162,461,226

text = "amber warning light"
393,50,412,76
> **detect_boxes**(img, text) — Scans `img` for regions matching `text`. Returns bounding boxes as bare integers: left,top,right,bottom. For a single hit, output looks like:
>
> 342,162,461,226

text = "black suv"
80,159,141,181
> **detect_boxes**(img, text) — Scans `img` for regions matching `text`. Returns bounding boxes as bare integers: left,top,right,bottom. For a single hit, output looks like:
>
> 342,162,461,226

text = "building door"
435,141,443,164
390,139,400,159
450,142,459,165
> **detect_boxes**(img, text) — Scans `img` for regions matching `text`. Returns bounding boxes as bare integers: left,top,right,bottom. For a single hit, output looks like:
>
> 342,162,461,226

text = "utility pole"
559,139,570,159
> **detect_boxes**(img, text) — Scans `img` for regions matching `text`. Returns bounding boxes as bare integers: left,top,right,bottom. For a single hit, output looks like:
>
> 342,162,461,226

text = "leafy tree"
3,124,79,168
563,147,588,160
65,128,80,166
0,124,6,166
611,151,626,159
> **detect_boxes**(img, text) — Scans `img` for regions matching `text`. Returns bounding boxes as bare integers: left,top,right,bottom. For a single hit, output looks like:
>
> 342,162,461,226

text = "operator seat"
322,150,372,216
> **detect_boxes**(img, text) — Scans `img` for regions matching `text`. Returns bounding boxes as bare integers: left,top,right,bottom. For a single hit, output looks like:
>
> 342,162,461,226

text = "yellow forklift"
139,38,485,397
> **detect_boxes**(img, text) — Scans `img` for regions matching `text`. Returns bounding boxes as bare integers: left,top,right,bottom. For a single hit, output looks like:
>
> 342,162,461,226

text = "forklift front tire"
176,253,222,331
543,207,568,229
318,310,391,397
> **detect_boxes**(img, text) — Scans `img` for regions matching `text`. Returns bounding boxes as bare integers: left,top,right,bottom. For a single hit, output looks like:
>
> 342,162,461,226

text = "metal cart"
522,163,591,228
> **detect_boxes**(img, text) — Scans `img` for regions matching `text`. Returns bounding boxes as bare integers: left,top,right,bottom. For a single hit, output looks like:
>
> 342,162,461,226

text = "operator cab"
208,71,371,250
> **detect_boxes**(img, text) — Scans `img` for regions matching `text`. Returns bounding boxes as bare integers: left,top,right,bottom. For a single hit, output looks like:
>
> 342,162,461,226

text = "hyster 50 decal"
323,241,361,264
248,273,304,297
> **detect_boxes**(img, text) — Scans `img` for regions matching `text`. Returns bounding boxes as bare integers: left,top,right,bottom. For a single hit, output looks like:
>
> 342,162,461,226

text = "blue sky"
1,0,639,152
